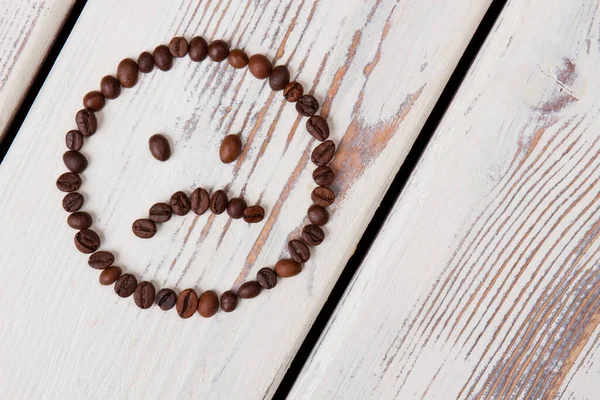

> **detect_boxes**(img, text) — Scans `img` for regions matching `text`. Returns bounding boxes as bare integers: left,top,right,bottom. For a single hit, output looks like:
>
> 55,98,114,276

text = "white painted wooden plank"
290,0,600,398
0,0,75,139
0,0,490,398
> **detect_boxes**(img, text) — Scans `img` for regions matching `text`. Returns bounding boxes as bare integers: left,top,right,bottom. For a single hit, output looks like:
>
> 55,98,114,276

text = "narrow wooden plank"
0,0,75,139
290,0,600,398
0,0,490,398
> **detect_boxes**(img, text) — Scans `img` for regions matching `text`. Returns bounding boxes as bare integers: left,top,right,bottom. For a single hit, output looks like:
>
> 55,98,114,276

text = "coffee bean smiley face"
57,35,338,320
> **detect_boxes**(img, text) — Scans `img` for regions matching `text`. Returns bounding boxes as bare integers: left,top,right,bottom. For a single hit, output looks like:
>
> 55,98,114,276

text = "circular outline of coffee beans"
58,36,336,319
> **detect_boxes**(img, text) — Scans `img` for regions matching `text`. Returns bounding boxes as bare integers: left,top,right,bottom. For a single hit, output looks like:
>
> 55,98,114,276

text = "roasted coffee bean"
269,65,290,91
63,150,88,173
243,205,265,223
208,40,229,62
83,91,105,111
197,290,219,318
296,95,319,117
62,192,84,212
288,239,310,263
114,273,137,298
220,290,238,312
228,49,248,69
117,58,139,88
189,36,208,62
257,268,277,289
67,211,93,230
100,75,121,99
138,51,154,73
237,281,262,299
88,251,114,270
191,187,210,215
170,191,191,216
65,130,83,151
283,81,303,102
153,45,173,71
148,134,171,161
312,165,335,186
275,258,302,277
56,172,82,192
132,218,157,239
149,202,171,223
219,134,242,163
99,266,122,285
311,186,335,207
134,281,156,309
76,109,97,137
302,224,324,246
210,190,228,214
307,204,329,226
176,288,198,319
248,54,272,79
74,229,101,254
227,197,247,219
311,140,336,166
306,116,329,141
155,288,177,310
169,36,188,57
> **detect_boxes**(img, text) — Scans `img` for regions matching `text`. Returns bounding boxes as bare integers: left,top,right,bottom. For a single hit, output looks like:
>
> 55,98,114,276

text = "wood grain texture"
290,0,600,399
0,0,75,139
0,0,489,398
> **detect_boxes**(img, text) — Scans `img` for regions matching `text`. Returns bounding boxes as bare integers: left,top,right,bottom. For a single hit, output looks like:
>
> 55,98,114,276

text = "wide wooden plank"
0,0,490,398
290,0,600,398
0,0,75,139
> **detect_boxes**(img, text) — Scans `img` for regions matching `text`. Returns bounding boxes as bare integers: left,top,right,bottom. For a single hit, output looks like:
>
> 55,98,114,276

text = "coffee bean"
138,51,154,73
155,288,177,310
148,134,171,161
243,205,265,223
275,259,302,277
99,266,122,285
176,289,198,319
74,229,101,254
117,58,139,88
306,116,329,141
191,187,210,215
269,65,290,91
100,75,121,99
134,281,156,309
307,204,329,226
189,36,208,62
169,36,188,57
76,109,97,137
170,191,191,216
311,186,335,207
237,281,261,299
149,202,171,223
65,130,83,151
114,273,137,298
208,40,229,62
219,134,242,163
221,290,238,312
311,140,336,166
296,95,319,117
312,166,335,186
257,268,277,289
63,151,88,173
83,91,105,111
228,49,248,69
287,239,310,263
67,211,93,230
153,45,173,71
132,218,157,239
197,290,219,318
302,224,324,246
56,172,82,192
62,192,84,212
210,190,228,214
227,197,247,219
248,54,272,79
283,81,303,102
88,251,114,270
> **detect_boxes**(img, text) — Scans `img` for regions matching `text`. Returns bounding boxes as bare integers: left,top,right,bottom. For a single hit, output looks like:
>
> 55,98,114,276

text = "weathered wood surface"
0,0,491,398
290,0,600,399
0,0,74,139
